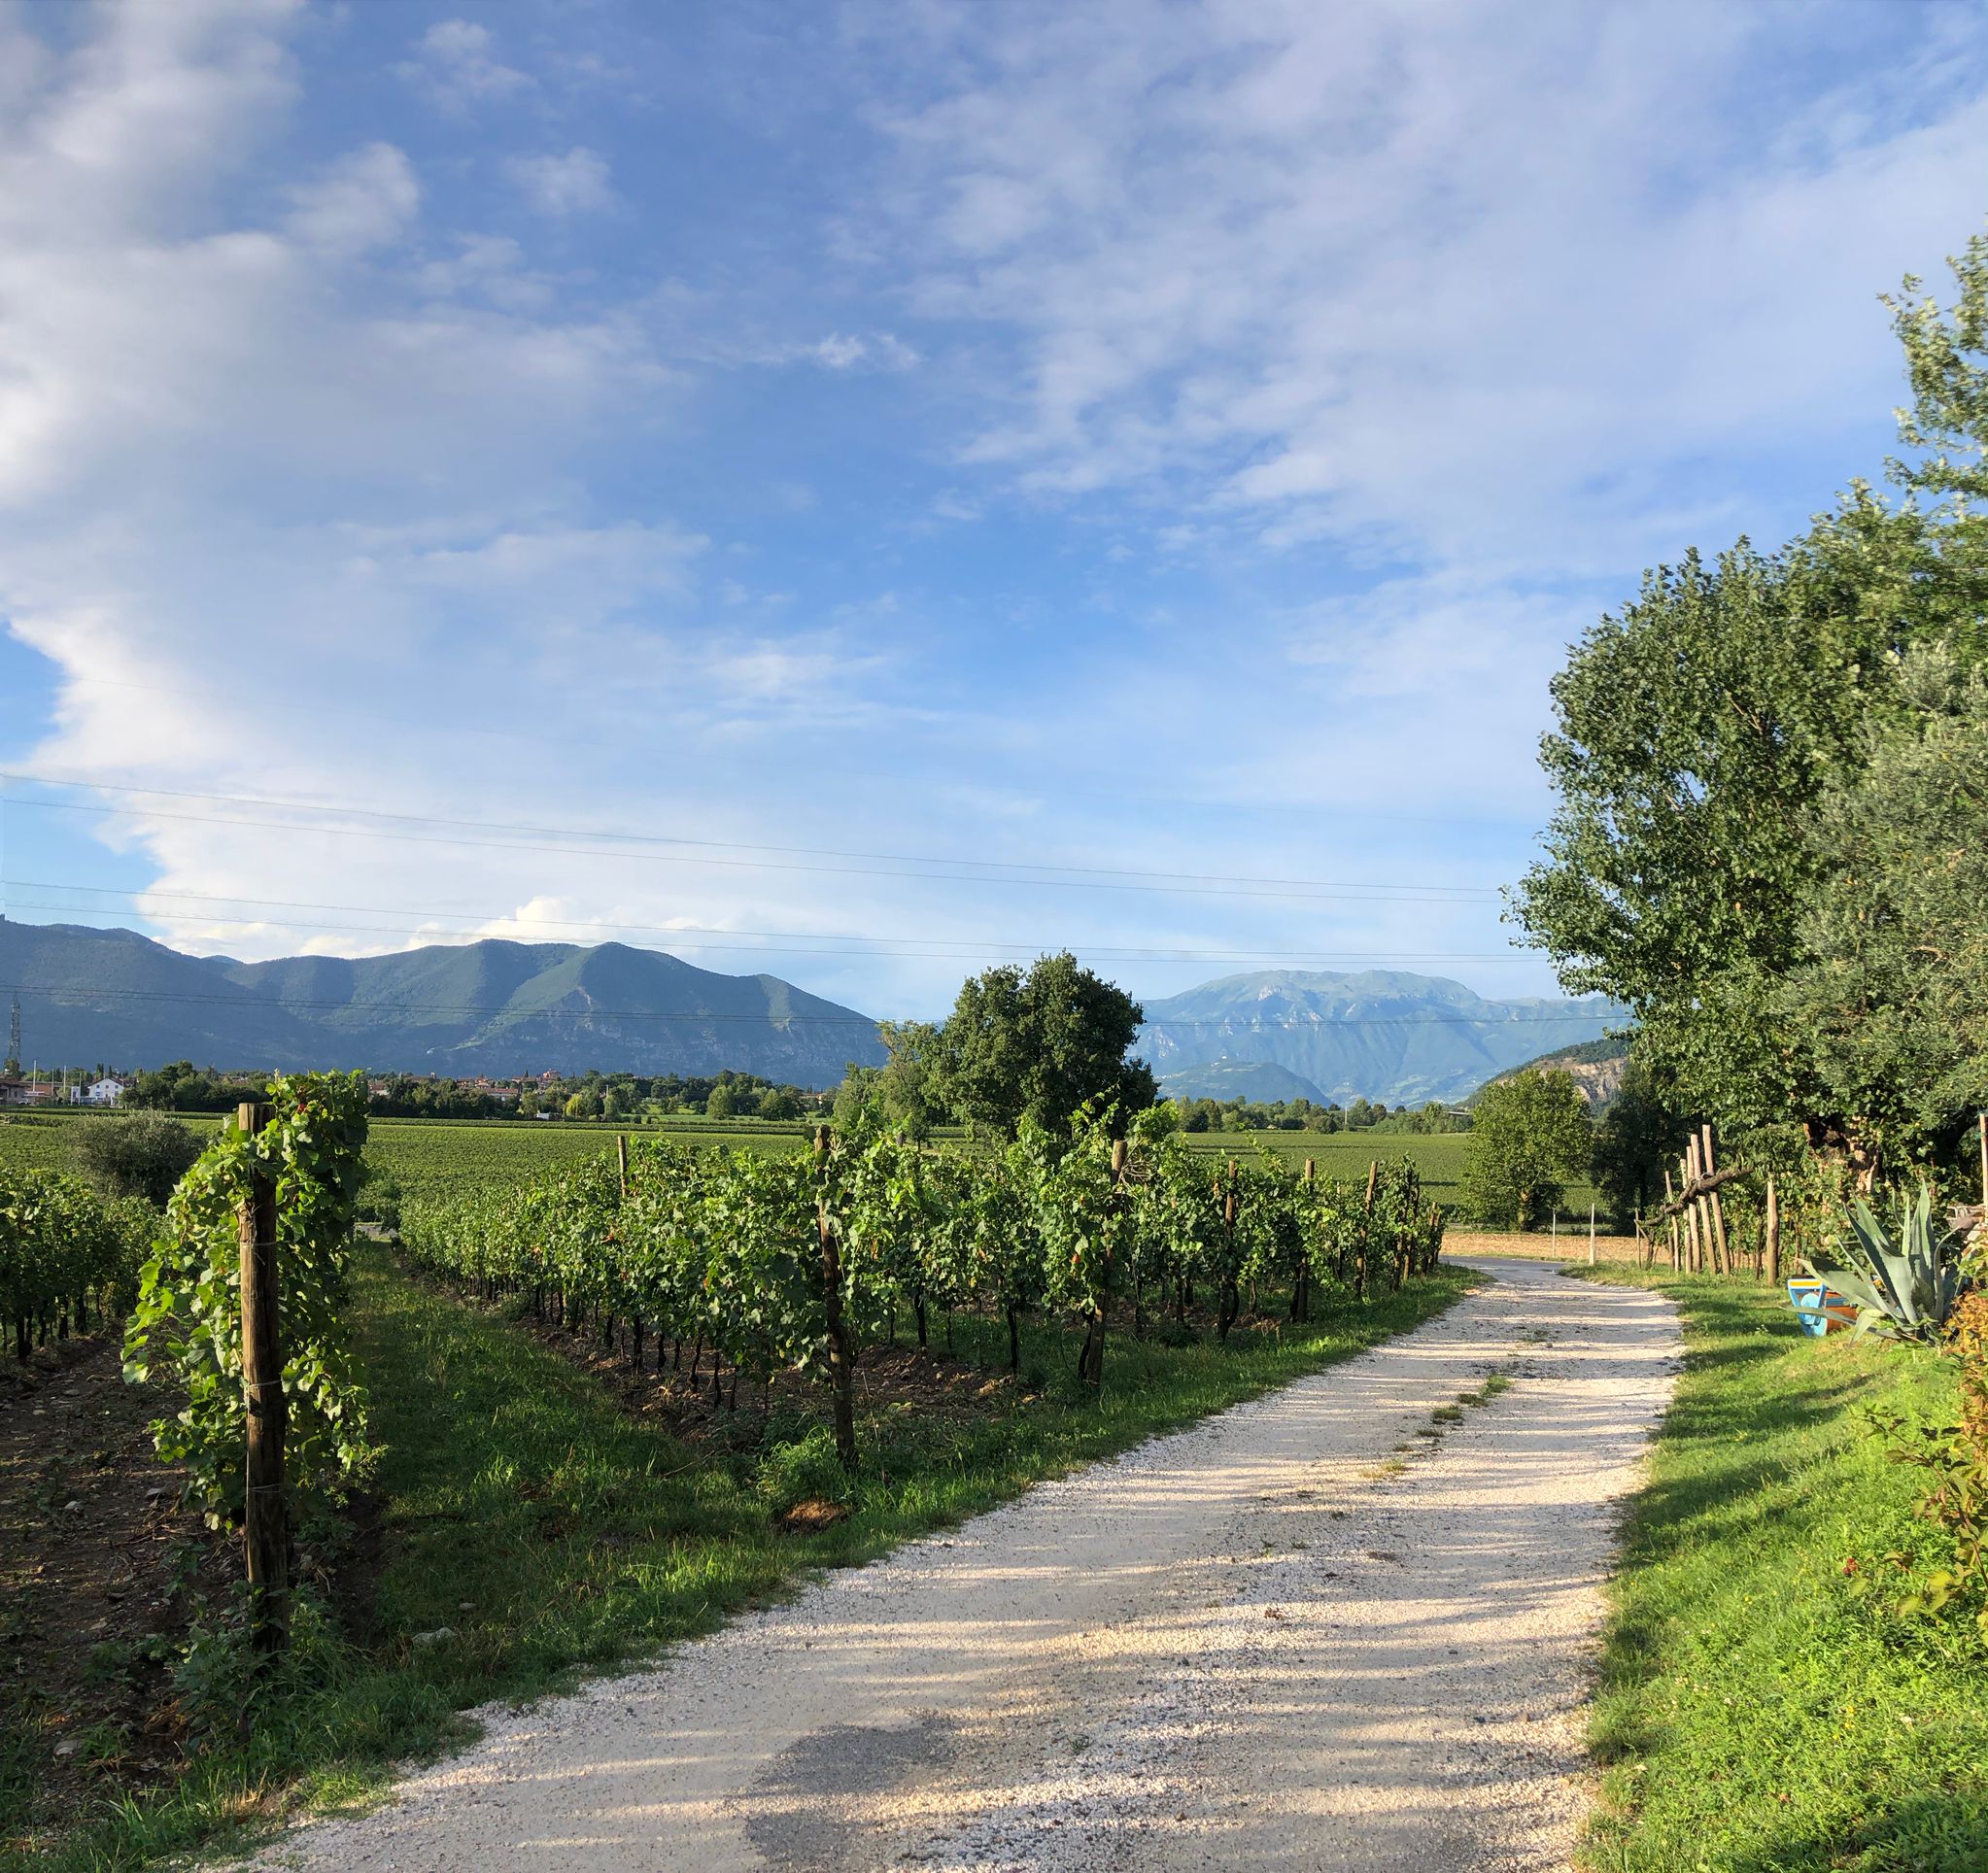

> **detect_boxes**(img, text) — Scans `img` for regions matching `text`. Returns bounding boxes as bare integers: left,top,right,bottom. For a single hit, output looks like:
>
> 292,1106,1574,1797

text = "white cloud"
508,146,614,216
398,18,531,109
864,0,1988,575
285,143,420,255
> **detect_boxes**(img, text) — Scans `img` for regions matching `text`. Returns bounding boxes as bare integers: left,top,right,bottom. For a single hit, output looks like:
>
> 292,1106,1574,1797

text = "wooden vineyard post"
813,1127,858,1472
1292,1159,1316,1322
1589,1202,1596,1266
1681,1146,1701,1274
1662,1167,1681,1271
1358,1159,1378,1302
616,1132,629,1198
1701,1125,1731,1277
1765,1175,1781,1289
237,1101,289,1658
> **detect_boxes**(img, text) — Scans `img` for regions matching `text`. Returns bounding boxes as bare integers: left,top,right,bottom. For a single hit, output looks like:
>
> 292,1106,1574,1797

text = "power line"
0,772,1503,903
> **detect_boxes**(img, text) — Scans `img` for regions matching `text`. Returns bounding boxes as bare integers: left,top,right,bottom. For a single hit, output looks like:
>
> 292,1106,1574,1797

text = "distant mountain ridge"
0,921,885,1088
1137,969,1624,1107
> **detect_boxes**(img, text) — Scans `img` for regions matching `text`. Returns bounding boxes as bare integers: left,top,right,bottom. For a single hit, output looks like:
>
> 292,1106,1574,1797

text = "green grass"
1181,1127,1605,1217
1567,1266,1988,1873
16,1251,1478,1868
0,1110,809,1206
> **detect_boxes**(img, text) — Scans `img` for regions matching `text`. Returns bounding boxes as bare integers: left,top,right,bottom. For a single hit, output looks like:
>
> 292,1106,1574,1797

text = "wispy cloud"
508,146,614,216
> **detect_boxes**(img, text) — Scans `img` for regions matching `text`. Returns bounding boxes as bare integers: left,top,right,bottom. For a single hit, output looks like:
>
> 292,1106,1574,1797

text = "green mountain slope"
1,923,884,1086
1137,969,1624,1107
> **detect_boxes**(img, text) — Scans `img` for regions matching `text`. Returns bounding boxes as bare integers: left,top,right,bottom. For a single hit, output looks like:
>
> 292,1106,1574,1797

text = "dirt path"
256,1260,1681,1872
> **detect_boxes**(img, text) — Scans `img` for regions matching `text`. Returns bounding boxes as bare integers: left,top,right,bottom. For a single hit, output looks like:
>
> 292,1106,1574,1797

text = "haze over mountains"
1139,971,1624,1107
4,927,1622,1106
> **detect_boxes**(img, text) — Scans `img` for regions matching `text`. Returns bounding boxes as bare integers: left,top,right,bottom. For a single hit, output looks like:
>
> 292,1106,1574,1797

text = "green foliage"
1,1168,151,1361
1459,1069,1593,1230
401,1111,1451,1439
933,951,1155,1137
1772,649,1988,1171
68,1112,203,1207
1591,1051,1687,1229
122,1073,376,1526
1515,217,1988,1172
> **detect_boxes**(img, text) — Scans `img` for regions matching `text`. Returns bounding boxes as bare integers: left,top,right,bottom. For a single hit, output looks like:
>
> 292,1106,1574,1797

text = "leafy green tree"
1460,1070,1594,1231
876,1019,943,1140
758,1085,803,1121
70,1113,202,1208
1514,221,1988,1149
1773,649,1988,1174
704,1081,737,1120
1591,1051,1686,1231
933,952,1155,1137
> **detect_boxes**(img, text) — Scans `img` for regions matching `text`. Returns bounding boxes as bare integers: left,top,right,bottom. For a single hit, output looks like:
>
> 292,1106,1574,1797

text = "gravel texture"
252,1258,1681,1872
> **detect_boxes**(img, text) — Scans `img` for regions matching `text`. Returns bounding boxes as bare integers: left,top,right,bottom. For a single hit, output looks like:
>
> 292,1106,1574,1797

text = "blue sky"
2,0,1986,1020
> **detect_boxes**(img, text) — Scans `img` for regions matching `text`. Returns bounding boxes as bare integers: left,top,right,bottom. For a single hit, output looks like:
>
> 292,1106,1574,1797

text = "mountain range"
4,927,1625,1107
1136,970,1624,1107
0,921,886,1088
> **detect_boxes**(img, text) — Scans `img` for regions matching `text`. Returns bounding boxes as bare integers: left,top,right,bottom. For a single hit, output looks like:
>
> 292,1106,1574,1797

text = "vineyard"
402,1103,1447,1467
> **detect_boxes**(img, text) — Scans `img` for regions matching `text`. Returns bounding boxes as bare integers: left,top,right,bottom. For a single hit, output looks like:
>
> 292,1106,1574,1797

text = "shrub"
70,1113,203,1207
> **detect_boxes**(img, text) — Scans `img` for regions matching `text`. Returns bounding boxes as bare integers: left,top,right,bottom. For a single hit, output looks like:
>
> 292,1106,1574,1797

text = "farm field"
0,1110,813,1205
1183,1128,1606,1222
0,1110,1612,1223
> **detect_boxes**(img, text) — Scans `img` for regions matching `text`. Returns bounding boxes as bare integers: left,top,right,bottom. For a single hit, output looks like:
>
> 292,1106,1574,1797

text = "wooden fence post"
1589,1202,1596,1265
1701,1124,1731,1277
237,1101,288,1657
1765,1174,1781,1289
1358,1159,1378,1301
616,1132,629,1198
1682,1145,1701,1274
813,1126,857,1471
1662,1167,1680,1270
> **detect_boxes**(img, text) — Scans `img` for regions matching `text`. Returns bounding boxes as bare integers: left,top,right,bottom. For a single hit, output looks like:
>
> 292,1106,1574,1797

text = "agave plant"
1812,1183,1967,1342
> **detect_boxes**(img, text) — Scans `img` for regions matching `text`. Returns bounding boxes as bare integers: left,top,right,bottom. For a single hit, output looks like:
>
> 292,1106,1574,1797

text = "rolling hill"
1137,970,1624,1107
0,921,885,1087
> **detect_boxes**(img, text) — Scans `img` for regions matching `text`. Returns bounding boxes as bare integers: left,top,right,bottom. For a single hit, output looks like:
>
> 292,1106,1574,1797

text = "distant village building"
80,1076,127,1106
0,1078,57,1106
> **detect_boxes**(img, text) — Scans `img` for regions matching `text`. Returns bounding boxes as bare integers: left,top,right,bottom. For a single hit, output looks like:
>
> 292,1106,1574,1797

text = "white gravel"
251,1258,1681,1872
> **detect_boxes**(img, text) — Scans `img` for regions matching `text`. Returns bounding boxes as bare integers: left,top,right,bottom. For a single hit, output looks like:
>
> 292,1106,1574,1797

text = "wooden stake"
237,1102,288,1657
1589,1201,1596,1265
1682,1145,1702,1274
1662,1166,1681,1271
813,1126,857,1471
1701,1124,1731,1277
1358,1159,1378,1301
1765,1174,1781,1289
616,1132,629,1198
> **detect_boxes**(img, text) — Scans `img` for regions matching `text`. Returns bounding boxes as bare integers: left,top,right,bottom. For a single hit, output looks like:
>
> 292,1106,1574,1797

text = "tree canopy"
1460,1070,1594,1232
933,952,1156,1137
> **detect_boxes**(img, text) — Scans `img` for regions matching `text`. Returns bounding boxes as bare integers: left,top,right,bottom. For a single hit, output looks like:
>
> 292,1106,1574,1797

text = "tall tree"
1460,1070,1594,1232
934,952,1155,1137
1773,647,1988,1175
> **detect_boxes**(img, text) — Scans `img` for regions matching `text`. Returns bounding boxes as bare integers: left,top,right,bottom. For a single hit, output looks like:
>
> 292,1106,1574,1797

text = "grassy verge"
1567,1265,1988,1873
20,1252,1478,1869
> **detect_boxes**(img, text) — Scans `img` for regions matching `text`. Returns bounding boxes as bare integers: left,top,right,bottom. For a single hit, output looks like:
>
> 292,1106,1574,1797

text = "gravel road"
254,1258,1681,1873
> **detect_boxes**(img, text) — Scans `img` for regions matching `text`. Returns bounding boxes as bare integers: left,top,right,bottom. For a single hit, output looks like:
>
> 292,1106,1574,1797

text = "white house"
81,1076,127,1106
